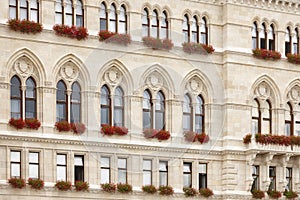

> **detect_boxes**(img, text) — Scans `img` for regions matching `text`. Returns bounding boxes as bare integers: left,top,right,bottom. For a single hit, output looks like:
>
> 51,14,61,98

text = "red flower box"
142,37,173,50
156,130,171,140
8,178,26,189
158,185,174,196
252,190,265,199
55,121,71,132
184,131,197,142
8,19,43,34
74,180,89,191
25,118,41,130
255,133,291,146
99,30,116,40
55,181,72,191
143,129,158,138
117,183,132,193
182,42,214,54
267,190,282,199
252,48,281,60
53,24,88,40
101,183,116,193
9,118,25,129
199,188,214,197
101,124,128,136
99,31,131,45
71,123,86,134
197,132,209,144
243,133,252,144
28,178,44,190
286,53,300,64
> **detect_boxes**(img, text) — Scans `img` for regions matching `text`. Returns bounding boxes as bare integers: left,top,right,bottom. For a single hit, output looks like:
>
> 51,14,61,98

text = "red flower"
142,37,173,50
182,42,214,54
9,118,25,129
156,130,171,140
25,118,41,130
8,19,43,34
53,24,88,40
287,53,300,64
252,48,281,60
71,123,86,134
197,133,209,144
55,121,71,132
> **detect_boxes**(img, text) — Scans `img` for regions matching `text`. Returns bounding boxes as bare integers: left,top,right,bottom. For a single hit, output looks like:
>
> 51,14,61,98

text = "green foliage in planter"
158,185,174,196
25,118,41,130
287,53,300,64
101,183,116,193
182,42,215,54
252,48,281,60
71,123,86,134
117,183,132,193
55,121,71,132
142,185,157,194
284,190,298,199
8,19,43,34
55,180,72,191
183,187,198,197
9,118,25,129
8,177,26,189
74,180,89,191
251,190,265,199
199,188,214,198
28,178,44,190
243,133,252,144
267,190,282,199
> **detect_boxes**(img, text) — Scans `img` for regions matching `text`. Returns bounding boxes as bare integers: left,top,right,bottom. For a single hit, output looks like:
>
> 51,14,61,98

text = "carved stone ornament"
255,82,271,100
288,86,300,102
186,76,203,95
60,62,79,82
14,56,34,77
145,71,163,90
103,67,122,86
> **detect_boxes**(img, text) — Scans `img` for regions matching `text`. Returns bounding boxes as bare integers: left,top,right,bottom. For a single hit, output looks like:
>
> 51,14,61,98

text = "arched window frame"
251,99,261,134
142,8,150,37
285,27,292,55
76,0,84,27
252,22,258,49
10,76,22,119
30,0,39,22
151,10,159,38
262,100,272,134
155,91,165,130
143,90,152,129
195,95,205,133
55,0,64,24
268,24,275,50
160,11,168,39
9,0,18,19
118,5,127,34
65,0,74,26
56,80,68,122
200,17,208,45
25,77,37,119
114,86,124,127
191,16,199,43
100,85,111,125
183,15,190,43
109,4,117,32
260,23,267,49
183,94,192,131
285,102,293,136
293,28,299,54
100,2,108,31
20,0,29,20
70,82,81,123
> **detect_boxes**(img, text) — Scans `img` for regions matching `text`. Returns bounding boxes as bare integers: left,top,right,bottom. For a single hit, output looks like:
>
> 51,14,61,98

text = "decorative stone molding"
59,62,79,82
0,82,8,89
255,82,271,101
13,56,36,78
103,67,123,87
145,71,164,91
186,76,206,96
287,85,300,104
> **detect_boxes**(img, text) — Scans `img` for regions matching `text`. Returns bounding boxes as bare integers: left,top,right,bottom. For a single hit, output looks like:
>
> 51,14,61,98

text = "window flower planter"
255,133,292,146
101,183,116,193
158,185,174,196
251,190,265,199
156,130,171,140
8,178,26,189
252,48,281,60
182,42,215,54
8,19,43,34
55,121,71,132
283,190,298,199
74,181,89,191
142,37,174,50
53,24,88,40
142,185,157,194
71,123,86,134
117,183,132,193
25,118,41,130
8,118,25,129
286,53,300,64
196,132,209,144
101,124,128,136
98,31,131,46
183,131,197,142
199,188,214,198
267,190,281,199
183,187,198,197
28,178,44,190
143,129,158,138
55,181,72,191
243,133,252,144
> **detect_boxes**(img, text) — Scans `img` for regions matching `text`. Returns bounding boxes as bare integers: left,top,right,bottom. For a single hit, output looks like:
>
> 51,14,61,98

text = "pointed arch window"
262,100,272,134
10,76,22,119
25,77,36,119
119,5,127,34
251,99,261,134
252,22,258,49
285,28,292,55
114,87,124,127
183,15,190,42
195,95,204,133
260,23,267,49
268,24,275,50
183,94,192,131
143,90,152,129
285,102,293,136
151,10,159,38
56,81,68,122
160,11,168,39
55,0,63,24
20,0,28,20
100,3,107,31
76,0,84,27
142,8,150,37
293,28,299,54
71,82,81,123
191,17,199,43
101,85,111,125
109,4,117,32
200,18,208,45
155,91,165,130
65,0,73,26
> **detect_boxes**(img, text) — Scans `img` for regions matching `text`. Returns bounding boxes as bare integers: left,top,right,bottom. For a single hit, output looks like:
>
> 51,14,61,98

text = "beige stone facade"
1,0,300,199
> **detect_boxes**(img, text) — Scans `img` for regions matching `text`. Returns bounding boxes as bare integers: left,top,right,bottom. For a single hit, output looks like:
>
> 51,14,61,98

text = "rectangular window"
159,161,168,186
29,152,39,179
10,151,21,178
55,0,63,24
260,38,266,49
30,0,39,22
100,157,110,184
118,158,127,184
74,155,84,182
285,42,291,55
199,163,207,189
9,0,17,19
269,166,276,191
57,154,67,181
183,162,192,188
20,0,28,20
286,168,292,191
143,160,152,185
251,165,259,191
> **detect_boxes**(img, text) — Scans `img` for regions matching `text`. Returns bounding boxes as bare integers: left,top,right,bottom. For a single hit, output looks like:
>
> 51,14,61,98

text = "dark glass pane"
25,100,36,118
57,81,67,101
155,112,164,130
56,103,66,121
143,111,151,129
101,108,109,124
11,76,21,97
71,104,80,123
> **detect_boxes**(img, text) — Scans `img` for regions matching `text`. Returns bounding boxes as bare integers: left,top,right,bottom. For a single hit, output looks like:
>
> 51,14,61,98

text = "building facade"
1,0,300,199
